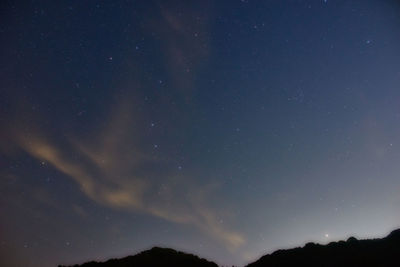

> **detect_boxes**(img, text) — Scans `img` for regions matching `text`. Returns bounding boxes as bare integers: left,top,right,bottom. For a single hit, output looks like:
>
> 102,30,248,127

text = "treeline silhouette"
247,229,400,267
60,229,400,267
59,247,218,267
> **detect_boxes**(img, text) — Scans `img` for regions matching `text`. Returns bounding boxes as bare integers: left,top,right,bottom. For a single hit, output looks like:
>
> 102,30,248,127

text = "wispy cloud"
4,2,244,252
14,100,245,250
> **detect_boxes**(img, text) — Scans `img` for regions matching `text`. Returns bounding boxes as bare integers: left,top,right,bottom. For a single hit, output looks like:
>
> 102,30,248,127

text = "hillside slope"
59,247,218,267
247,229,400,267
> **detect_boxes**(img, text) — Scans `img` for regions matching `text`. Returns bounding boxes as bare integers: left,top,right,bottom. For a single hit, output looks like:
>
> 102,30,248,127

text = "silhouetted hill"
59,229,400,267
246,229,400,267
59,247,218,267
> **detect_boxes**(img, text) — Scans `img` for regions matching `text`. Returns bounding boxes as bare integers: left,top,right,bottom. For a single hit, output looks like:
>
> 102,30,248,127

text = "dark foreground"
247,229,400,267
59,247,217,267
60,229,400,267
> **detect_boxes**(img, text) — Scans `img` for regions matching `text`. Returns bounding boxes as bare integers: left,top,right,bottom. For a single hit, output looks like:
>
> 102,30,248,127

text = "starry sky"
1,0,400,266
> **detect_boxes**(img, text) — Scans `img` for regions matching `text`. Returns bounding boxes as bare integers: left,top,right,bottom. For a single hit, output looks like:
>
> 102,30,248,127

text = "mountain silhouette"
59,247,218,267
60,229,400,267
246,229,400,267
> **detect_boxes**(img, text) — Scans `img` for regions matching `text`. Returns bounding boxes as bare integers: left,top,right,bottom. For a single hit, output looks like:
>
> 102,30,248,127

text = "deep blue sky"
1,1,400,266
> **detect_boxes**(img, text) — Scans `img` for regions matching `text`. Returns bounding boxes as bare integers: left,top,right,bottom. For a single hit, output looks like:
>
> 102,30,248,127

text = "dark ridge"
59,247,218,267
387,228,400,240
59,228,400,267
246,229,400,267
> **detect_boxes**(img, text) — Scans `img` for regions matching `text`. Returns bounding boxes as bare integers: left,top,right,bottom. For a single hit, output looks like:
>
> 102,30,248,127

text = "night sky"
1,1,400,266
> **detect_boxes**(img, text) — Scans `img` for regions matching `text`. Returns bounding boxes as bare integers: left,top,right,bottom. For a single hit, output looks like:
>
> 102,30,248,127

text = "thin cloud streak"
14,102,245,250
